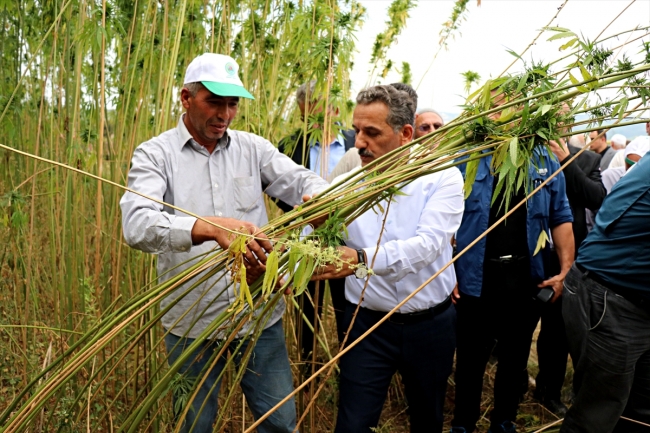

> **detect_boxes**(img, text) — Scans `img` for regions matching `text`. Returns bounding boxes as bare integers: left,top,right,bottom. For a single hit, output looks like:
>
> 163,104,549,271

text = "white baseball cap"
183,53,254,99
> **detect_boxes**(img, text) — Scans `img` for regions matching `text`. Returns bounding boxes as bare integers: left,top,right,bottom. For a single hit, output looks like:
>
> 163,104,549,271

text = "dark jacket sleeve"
560,150,606,212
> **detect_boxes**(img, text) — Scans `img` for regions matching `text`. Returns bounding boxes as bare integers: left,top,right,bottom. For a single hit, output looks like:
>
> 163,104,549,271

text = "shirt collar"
177,115,230,152
311,131,345,147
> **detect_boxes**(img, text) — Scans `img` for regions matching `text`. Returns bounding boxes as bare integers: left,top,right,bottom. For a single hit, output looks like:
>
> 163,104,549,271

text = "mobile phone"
535,287,554,303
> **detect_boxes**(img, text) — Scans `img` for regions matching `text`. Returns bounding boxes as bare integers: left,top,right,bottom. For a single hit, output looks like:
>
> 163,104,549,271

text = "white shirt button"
214,183,218,188
218,212,222,216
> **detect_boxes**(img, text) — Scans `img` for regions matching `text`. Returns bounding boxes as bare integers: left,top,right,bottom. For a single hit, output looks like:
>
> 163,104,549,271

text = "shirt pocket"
233,176,259,213
464,169,489,213
529,178,550,219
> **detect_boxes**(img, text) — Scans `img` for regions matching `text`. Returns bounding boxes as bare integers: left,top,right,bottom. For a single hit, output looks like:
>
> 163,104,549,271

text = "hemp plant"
2,2,650,432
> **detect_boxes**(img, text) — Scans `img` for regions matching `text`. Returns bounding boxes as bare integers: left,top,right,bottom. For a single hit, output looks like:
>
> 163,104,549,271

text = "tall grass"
2,0,650,431
0,0,364,430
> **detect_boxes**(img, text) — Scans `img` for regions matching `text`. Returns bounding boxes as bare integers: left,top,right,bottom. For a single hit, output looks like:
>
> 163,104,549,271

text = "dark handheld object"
535,286,555,303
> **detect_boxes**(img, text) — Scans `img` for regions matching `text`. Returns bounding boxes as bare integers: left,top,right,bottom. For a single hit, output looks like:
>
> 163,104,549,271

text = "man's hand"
538,274,565,303
548,139,570,162
297,194,328,228
451,284,461,305
191,217,272,273
311,246,358,281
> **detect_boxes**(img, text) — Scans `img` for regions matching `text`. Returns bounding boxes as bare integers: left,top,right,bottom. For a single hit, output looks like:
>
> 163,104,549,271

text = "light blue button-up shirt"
309,134,346,178
120,116,329,338
332,167,465,313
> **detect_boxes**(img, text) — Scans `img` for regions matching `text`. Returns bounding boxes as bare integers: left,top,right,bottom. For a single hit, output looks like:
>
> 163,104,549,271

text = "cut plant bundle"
1,2,650,430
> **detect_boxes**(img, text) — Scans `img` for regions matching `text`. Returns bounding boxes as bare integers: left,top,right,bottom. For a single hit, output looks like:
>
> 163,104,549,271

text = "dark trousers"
297,279,347,362
452,261,541,431
535,296,569,401
561,265,650,433
535,254,570,401
335,300,457,433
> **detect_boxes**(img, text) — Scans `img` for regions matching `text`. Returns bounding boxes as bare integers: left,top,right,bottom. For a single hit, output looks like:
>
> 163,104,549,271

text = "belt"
575,263,650,314
354,295,452,325
487,254,528,265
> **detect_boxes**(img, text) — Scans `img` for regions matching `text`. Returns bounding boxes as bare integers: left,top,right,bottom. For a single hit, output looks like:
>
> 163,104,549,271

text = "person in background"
610,133,627,151
532,123,606,416
451,92,575,433
328,82,419,182
121,53,329,432
601,136,650,193
588,129,616,170
276,80,355,363
568,134,586,149
608,133,628,169
560,152,650,433
315,84,464,433
414,108,445,140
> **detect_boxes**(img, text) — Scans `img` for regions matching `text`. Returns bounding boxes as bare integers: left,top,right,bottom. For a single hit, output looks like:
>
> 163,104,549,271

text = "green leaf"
509,137,518,166
559,38,578,51
463,157,480,199
239,266,254,310
263,250,279,296
548,31,576,41
533,229,550,256
569,73,579,86
545,26,571,32
579,64,592,83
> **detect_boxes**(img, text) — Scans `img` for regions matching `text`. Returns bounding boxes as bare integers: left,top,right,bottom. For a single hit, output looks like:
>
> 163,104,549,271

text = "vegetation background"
1,0,639,431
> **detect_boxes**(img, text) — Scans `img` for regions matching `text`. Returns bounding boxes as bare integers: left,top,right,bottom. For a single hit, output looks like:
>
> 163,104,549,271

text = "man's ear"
400,124,414,145
180,88,191,109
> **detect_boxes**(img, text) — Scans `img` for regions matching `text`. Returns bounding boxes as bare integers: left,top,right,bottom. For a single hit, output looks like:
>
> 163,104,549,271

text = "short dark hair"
593,128,607,140
356,85,415,131
389,82,418,109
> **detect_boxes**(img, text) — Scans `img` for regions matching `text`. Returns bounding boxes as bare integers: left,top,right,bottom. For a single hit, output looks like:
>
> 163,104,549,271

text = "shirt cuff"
363,246,388,276
170,216,197,252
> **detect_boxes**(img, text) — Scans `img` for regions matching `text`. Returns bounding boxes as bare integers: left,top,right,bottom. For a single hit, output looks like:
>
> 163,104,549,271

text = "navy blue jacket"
455,148,573,296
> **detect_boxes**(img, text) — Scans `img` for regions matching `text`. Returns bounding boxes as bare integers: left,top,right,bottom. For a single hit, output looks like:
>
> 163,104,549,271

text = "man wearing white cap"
601,136,650,193
120,53,329,432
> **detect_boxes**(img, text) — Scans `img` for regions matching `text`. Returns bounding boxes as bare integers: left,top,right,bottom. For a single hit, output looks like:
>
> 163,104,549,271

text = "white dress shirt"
332,166,465,313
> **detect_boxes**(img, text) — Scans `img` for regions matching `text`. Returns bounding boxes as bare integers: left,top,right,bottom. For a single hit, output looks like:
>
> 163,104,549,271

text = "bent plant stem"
245,100,644,432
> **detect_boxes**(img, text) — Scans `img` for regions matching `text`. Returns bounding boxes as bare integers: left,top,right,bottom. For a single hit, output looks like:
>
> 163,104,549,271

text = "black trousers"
561,266,650,433
296,279,347,361
535,254,570,401
452,260,541,431
335,300,457,433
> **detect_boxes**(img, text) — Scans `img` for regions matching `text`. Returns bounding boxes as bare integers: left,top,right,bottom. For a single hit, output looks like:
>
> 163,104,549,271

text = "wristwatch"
354,249,369,279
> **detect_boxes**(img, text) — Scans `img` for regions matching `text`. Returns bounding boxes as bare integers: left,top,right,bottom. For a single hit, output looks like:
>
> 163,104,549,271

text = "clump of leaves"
461,70,481,94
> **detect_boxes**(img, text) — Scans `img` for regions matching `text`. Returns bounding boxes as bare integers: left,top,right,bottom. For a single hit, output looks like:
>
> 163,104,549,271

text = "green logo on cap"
225,62,236,76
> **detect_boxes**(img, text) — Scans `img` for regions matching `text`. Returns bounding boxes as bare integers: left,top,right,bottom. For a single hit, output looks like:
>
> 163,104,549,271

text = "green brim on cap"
202,81,255,99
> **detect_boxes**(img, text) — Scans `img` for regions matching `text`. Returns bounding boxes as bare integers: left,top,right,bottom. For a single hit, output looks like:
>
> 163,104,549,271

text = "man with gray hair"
314,84,464,432
415,108,445,139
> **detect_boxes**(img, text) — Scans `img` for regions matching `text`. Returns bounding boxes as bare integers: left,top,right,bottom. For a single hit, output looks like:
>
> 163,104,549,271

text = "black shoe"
542,398,568,417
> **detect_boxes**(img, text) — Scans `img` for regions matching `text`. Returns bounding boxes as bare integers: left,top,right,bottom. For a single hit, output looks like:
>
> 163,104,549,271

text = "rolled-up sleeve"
549,170,574,228
363,169,465,280
120,144,196,254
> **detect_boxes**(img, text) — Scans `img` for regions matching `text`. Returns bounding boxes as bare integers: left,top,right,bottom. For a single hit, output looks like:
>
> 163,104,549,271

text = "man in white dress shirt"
314,85,465,432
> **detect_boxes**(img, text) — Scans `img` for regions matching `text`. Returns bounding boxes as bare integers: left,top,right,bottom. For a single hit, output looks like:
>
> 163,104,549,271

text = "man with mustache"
120,53,328,433
315,84,464,432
